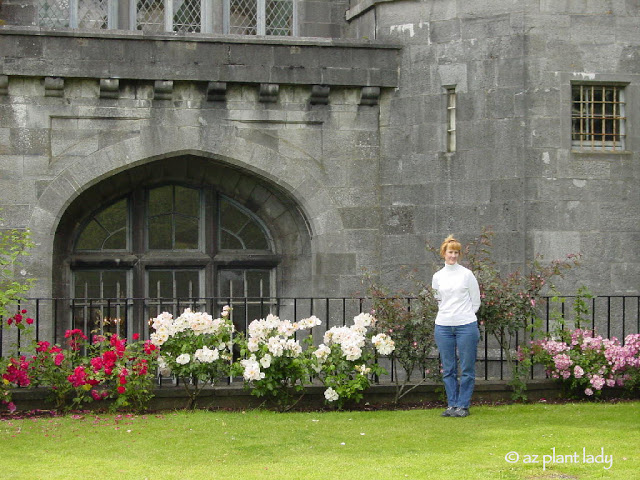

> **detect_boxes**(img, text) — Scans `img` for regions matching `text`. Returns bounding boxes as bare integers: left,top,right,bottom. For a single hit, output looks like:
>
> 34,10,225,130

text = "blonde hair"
439,235,462,258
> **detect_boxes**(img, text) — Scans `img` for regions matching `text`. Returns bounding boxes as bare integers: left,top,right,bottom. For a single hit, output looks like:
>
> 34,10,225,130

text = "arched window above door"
75,198,128,251
219,196,271,251
70,182,277,337
147,185,201,250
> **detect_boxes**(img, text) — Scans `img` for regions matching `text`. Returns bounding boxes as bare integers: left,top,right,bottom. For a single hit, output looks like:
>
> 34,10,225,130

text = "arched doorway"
52,155,312,339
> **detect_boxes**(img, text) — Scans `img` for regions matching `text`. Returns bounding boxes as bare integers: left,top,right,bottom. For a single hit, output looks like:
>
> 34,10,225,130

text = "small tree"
0,215,35,319
364,271,441,403
445,228,581,399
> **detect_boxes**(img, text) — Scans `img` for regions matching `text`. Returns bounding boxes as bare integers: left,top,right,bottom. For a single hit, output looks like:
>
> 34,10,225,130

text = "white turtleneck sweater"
431,263,481,326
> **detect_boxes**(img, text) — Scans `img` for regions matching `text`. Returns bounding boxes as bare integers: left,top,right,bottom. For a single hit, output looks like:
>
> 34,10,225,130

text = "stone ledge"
0,27,401,88
0,25,402,49
5,380,575,412
0,74,388,107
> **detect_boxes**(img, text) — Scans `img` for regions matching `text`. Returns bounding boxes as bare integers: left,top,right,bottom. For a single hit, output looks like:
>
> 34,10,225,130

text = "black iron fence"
2,295,639,382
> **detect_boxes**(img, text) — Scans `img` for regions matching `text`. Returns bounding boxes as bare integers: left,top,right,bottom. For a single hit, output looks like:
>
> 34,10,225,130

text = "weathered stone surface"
0,0,638,312
0,29,400,88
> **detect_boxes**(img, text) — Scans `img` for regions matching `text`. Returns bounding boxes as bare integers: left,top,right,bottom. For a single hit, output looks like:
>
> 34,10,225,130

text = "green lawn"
1,401,638,479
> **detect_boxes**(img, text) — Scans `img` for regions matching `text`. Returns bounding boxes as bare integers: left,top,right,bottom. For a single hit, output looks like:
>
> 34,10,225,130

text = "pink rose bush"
529,329,640,398
5,310,34,327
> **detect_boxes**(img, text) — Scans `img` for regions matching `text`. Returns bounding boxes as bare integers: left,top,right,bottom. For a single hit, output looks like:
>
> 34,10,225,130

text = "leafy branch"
0,215,35,318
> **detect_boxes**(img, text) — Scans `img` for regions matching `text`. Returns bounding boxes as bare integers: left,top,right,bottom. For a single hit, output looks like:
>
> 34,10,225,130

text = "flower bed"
234,312,395,410
2,307,396,413
4,303,638,413
1,310,158,413
525,329,640,397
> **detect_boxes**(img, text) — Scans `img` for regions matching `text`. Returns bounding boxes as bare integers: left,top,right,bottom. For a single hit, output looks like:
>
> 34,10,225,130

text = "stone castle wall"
1,0,639,307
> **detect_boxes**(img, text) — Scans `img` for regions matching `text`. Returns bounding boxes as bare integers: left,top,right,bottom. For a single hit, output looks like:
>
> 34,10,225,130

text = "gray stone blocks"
0,30,399,88
0,0,639,304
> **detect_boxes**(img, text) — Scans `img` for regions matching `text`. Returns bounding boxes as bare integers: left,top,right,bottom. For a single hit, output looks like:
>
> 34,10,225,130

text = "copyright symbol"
505,451,519,463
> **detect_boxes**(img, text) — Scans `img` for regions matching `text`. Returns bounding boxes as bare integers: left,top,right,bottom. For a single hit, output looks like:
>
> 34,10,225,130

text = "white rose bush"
150,306,234,408
312,313,395,409
148,307,395,411
232,311,395,411
234,313,321,411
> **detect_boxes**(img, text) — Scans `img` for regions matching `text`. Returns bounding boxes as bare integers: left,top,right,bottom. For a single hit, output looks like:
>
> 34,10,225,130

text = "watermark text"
504,447,612,470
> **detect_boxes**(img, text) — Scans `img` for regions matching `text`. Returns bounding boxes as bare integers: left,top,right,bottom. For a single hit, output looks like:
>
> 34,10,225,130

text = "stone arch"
27,123,346,299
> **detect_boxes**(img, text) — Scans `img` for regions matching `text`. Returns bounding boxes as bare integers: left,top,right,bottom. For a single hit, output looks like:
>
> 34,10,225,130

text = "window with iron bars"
572,84,626,152
37,0,297,36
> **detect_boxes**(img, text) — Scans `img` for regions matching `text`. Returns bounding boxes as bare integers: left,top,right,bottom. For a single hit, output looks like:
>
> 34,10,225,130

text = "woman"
431,235,481,417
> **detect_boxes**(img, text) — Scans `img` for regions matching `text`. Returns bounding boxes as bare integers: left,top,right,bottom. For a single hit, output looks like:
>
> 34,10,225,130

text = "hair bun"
439,235,462,258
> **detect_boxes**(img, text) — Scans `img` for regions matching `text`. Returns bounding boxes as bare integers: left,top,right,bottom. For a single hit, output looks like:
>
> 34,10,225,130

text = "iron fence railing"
2,295,639,382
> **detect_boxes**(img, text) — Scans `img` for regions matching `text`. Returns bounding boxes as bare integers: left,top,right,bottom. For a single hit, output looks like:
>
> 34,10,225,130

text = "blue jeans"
435,322,480,409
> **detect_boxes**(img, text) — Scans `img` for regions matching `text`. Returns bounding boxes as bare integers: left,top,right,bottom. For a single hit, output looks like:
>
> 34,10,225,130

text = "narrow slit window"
446,87,457,153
